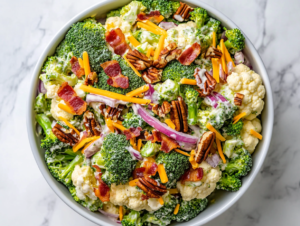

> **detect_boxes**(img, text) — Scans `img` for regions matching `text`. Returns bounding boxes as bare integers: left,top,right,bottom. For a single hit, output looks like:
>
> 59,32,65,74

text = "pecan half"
170,96,188,132
84,72,98,86
173,2,193,22
194,68,217,97
83,111,101,136
52,123,79,146
205,46,222,59
105,105,125,121
234,93,244,106
153,43,182,68
152,101,171,117
99,103,106,116
195,131,215,163
126,49,152,70
137,176,167,198
142,67,162,84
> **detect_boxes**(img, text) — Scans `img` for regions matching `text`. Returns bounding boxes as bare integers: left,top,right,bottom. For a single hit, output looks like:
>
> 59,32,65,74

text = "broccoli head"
121,210,143,226
137,0,174,18
154,79,180,103
56,18,111,73
120,1,147,24
172,198,208,222
107,8,122,18
224,28,245,54
190,7,208,29
155,151,190,188
100,133,137,186
95,55,146,95
224,148,252,178
34,94,51,116
162,60,197,82
216,173,242,192
222,120,243,136
122,112,147,129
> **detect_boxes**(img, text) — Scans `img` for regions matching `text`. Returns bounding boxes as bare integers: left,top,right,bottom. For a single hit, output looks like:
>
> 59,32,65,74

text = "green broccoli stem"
61,155,83,178
187,103,197,125
36,114,56,139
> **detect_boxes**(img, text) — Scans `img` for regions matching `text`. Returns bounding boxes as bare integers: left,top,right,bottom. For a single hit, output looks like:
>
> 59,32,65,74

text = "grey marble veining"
1,0,299,225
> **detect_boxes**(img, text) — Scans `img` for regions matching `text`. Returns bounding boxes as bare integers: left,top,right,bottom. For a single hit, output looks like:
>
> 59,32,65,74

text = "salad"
34,0,265,225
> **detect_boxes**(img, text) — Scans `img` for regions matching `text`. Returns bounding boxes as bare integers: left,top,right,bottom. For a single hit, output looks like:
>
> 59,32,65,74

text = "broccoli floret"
34,94,51,116
222,120,243,136
224,28,245,54
216,173,242,192
121,210,143,226
107,8,122,18
122,112,147,129
155,151,190,188
154,79,180,103
91,151,105,168
120,1,147,24
140,141,160,157
182,86,199,125
56,18,111,73
36,114,59,150
137,0,174,18
171,1,180,13
190,7,208,29
95,55,146,95
40,54,78,86
153,194,178,221
133,30,160,46
142,213,171,226
69,186,103,211
162,60,197,82
100,133,137,186
222,138,244,158
224,148,252,178
173,198,208,222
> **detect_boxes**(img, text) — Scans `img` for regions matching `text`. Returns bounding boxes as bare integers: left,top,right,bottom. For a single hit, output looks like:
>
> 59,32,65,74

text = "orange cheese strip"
206,123,226,141
220,39,228,74
128,35,141,47
137,139,142,151
180,78,197,85
73,136,100,152
58,103,75,115
212,32,216,47
158,197,164,205
119,206,123,221
174,204,180,215
78,58,84,68
126,85,149,97
250,129,263,140
211,58,220,83
83,51,91,76
158,164,168,183
165,119,176,130
129,179,139,186
106,118,115,132
146,47,153,58
175,149,191,157
189,150,199,169
137,22,166,36
123,54,142,77
154,35,165,61
145,20,167,35
81,138,100,154
223,43,236,67
112,121,127,132
216,138,226,164
58,116,80,135
233,112,247,124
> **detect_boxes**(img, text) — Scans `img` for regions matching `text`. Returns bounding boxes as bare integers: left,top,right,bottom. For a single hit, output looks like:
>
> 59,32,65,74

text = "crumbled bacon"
124,127,143,140
145,130,179,153
101,60,129,89
94,168,110,202
141,194,149,200
137,11,161,22
180,168,203,184
144,162,158,176
178,43,201,65
133,167,146,179
70,56,85,78
105,28,131,56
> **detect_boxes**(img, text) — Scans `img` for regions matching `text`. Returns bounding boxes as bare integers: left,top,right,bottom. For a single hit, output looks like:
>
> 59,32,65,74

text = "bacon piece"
178,43,201,65
144,162,158,175
107,75,129,89
180,168,203,184
57,82,87,115
133,167,146,179
70,56,85,78
141,194,149,200
94,170,110,202
137,11,161,23
105,28,131,56
124,127,143,140
101,60,121,77
145,130,179,153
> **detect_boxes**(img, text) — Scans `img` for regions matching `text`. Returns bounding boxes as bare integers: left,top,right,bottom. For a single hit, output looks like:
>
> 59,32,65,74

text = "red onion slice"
205,95,218,108
144,84,159,110
38,80,47,94
206,154,220,168
234,51,245,65
221,31,228,42
126,146,143,160
98,209,119,219
212,91,228,103
133,104,198,144
86,94,129,108
178,141,196,151
159,22,177,30
227,61,233,75
219,64,227,82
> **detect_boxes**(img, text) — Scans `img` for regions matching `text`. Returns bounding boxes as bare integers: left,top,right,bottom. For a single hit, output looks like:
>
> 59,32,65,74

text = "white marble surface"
1,0,299,225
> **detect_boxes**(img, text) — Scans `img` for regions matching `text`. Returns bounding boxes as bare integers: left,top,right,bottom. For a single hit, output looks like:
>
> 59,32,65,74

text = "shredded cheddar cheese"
250,129,263,140
189,150,199,169
137,139,142,151
137,22,166,36
154,35,165,61
212,32,216,47
119,206,123,221
158,197,164,205
126,85,149,97
216,138,226,164
233,112,247,124
83,51,91,76
206,123,226,141
220,39,228,74
180,78,197,85
73,136,100,152
58,103,75,115
78,58,84,68
223,43,236,67
128,35,141,47
174,204,180,215
106,118,115,132
129,179,139,186
158,164,168,183
112,121,127,132
144,20,166,35
146,47,153,58
58,116,80,135
164,119,176,130
175,149,191,157
212,58,220,83
81,138,100,154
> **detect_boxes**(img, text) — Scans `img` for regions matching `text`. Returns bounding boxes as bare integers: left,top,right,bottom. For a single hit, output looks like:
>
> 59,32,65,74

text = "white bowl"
27,0,274,225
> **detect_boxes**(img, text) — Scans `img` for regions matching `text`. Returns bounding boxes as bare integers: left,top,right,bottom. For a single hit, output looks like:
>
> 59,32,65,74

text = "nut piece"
126,49,153,70
205,46,222,59
173,2,194,22
195,131,215,163
152,101,171,117
99,103,106,116
142,67,162,84
170,96,188,132
136,176,167,198
153,43,182,68
234,93,244,106
105,105,125,121
52,123,80,146
84,72,98,86
194,68,217,97
83,111,101,136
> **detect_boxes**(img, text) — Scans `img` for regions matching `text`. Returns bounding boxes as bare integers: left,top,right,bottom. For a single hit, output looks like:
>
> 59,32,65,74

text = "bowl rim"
27,0,274,225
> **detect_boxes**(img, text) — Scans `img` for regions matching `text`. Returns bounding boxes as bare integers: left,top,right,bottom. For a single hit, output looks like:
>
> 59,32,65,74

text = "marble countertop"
1,0,299,225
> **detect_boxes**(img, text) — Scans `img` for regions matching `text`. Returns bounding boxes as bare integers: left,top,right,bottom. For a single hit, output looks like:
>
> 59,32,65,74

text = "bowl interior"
27,0,274,225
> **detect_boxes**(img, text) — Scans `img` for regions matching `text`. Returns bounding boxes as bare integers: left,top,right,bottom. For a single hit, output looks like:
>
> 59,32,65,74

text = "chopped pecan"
195,131,215,163
205,46,222,59
170,96,188,132
52,123,79,146
83,111,101,136
105,105,125,121
99,103,106,116
173,2,194,22
84,72,98,86
137,176,167,198
152,101,171,117
142,67,162,84
153,43,182,68
234,93,244,106
194,68,217,97
126,49,152,70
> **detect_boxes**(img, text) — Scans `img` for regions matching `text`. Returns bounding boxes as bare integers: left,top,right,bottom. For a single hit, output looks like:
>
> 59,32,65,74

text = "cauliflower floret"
176,161,222,201
71,165,97,201
74,81,85,98
50,98,73,121
241,118,262,154
103,202,119,216
44,83,60,99
227,64,265,120
105,16,131,37
110,183,167,212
